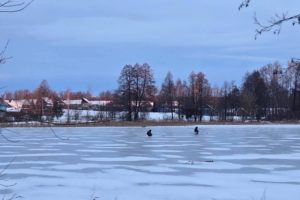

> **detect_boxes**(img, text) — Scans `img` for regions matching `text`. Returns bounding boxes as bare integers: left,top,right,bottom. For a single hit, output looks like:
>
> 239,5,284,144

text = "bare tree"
131,63,156,121
241,71,268,120
259,62,289,119
188,72,210,121
174,79,187,120
220,81,230,121
159,72,175,120
288,60,300,118
117,63,156,121
239,0,300,38
117,64,134,121
34,80,53,120
240,88,256,120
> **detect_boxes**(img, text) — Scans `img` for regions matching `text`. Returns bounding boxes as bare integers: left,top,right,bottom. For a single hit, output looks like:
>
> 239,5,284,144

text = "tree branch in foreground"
238,0,251,10
254,12,300,39
239,0,300,38
0,0,34,13
0,41,11,65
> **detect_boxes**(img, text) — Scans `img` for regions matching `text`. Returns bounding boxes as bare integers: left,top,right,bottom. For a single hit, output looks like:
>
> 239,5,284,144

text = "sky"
1,0,300,94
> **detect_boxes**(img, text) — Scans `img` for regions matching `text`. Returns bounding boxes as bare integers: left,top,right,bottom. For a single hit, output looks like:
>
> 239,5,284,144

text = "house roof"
63,100,82,105
89,100,111,106
3,100,25,112
82,98,90,103
4,100,25,109
4,98,53,110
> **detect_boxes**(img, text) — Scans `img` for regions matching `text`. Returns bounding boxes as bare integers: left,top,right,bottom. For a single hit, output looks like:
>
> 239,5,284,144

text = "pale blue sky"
1,0,300,94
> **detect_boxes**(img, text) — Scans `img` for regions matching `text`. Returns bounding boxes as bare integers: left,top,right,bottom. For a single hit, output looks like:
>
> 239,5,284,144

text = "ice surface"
0,125,300,200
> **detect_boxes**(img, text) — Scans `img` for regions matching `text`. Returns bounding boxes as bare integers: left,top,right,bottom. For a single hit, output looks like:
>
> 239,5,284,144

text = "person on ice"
147,129,152,137
194,126,199,135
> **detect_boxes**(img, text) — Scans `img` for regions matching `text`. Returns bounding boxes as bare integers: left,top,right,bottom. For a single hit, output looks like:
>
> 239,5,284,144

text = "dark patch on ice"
252,180,300,185
8,173,62,180
217,159,300,169
0,189,14,195
168,166,269,175
37,184,65,188
137,182,215,187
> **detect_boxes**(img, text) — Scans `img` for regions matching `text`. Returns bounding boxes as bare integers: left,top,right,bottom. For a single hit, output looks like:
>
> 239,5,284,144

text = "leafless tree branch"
0,0,34,13
48,125,70,141
0,183,17,188
1,192,22,200
254,12,300,39
0,131,20,143
0,41,12,65
238,0,251,10
0,126,22,143
239,0,300,38
0,158,16,178
1,128,20,136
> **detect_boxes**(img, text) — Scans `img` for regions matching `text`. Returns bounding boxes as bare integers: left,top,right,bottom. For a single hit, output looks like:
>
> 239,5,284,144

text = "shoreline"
1,120,300,128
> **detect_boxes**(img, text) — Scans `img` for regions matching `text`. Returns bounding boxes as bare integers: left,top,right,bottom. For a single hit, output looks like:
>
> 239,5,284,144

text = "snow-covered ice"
0,125,300,200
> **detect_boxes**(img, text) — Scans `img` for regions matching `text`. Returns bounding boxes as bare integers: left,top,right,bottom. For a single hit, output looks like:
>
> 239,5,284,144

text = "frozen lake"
1,125,300,200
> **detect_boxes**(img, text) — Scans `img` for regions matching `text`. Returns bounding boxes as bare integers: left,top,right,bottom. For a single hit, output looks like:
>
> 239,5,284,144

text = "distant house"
131,100,154,112
3,98,55,115
157,101,178,112
20,99,37,115
63,98,112,110
35,97,54,116
63,98,91,110
4,99,25,112
89,100,112,110
0,99,25,121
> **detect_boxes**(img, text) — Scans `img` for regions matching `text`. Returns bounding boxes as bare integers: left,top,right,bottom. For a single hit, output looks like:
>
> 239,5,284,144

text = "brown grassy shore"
1,120,299,128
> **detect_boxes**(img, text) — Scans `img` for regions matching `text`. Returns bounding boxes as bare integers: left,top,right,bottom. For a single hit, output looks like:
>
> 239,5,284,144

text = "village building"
63,98,112,110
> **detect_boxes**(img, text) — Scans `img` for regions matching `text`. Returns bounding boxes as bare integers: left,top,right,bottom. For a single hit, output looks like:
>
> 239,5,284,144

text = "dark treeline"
1,61,300,122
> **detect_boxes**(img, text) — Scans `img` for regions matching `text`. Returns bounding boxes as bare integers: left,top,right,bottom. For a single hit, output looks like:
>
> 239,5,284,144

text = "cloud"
6,0,300,48
212,55,286,63
3,0,300,92
19,0,260,47
26,15,255,47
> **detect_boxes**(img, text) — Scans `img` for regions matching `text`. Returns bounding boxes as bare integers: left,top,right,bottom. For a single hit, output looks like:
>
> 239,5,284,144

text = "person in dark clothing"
147,129,152,137
194,126,199,135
